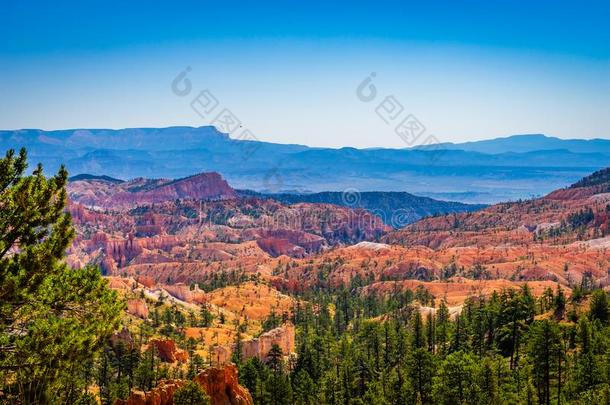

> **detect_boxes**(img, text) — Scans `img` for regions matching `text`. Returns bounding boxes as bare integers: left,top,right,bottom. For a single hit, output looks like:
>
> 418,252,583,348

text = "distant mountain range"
3,126,609,203
419,133,610,154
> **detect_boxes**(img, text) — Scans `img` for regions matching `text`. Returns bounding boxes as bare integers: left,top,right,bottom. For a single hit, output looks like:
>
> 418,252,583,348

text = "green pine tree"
173,381,210,405
0,148,123,403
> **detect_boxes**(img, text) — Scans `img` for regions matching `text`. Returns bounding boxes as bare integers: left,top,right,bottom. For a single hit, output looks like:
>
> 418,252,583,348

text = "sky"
1,0,609,148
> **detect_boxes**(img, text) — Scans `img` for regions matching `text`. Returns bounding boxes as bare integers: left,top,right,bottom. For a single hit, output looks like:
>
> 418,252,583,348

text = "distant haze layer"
3,126,609,204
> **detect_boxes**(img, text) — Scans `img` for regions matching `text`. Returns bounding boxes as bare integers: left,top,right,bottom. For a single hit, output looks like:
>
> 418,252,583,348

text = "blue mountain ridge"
3,126,609,204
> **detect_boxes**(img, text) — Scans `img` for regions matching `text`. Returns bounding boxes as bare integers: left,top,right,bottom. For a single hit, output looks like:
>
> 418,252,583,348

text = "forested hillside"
237,284,610,404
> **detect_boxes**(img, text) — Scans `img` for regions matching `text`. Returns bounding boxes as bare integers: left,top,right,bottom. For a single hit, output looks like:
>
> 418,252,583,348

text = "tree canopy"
0,148,123,404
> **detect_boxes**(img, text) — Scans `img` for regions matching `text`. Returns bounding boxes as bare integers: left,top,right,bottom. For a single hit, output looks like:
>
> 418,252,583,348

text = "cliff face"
161,283,207,304
212,323,295,365
242,322,295,361
111,173,237,207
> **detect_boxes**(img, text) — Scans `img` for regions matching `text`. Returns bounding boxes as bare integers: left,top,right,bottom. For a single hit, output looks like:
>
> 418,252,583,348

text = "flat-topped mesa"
133,172,236,201
68,171,236,209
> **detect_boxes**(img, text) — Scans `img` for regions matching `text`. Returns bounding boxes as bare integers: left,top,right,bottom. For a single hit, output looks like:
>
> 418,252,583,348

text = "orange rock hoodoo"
193,364,253,405
114,364,253,405
114,379,184,405
149,339,189,363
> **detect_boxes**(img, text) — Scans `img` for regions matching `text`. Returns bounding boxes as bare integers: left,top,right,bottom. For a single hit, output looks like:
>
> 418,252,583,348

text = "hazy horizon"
3,125,610,151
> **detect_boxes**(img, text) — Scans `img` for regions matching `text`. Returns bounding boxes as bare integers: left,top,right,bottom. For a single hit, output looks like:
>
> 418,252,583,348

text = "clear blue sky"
1,0,609,147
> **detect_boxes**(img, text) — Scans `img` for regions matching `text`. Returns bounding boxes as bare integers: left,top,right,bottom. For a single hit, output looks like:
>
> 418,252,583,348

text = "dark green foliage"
197,268,250,292
527,320,564,405
238,283,610,405
199,303,215,327
570,167,610,189
0,149,123,404
567,208,595,229
232,328,244,366
262,309,282,332
589,289,609,323
432,351,482,404
173,381,210,405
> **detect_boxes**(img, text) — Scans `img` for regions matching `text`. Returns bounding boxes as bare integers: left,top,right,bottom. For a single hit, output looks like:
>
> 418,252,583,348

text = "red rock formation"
107,277,136,291
193,364,253,405
127,299,149,319
114,379,184,405
149,339,189,363
69,172,236,209
106,235,143,266
150,172,236,201
135,224,164,237
259,229,325,253
137,275,156,288
101,256,118,274
256,237,306,258
162,283,207,304
138,236,182,252
67,180,392,284
114,365,253,405
241,322,295,361
212,323,296,365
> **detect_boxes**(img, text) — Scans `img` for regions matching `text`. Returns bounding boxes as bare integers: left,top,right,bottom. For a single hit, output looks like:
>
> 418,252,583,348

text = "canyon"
65,166,610,404
70,168,610,306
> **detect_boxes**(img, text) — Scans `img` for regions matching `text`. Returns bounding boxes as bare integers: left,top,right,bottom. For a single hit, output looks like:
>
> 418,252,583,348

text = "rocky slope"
382,167,610,249
68,171,236,208
66,171,391,277
268,242,606,295
70,167,610,299
193,364,253,405
107,275,298,367
114,379,185,405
